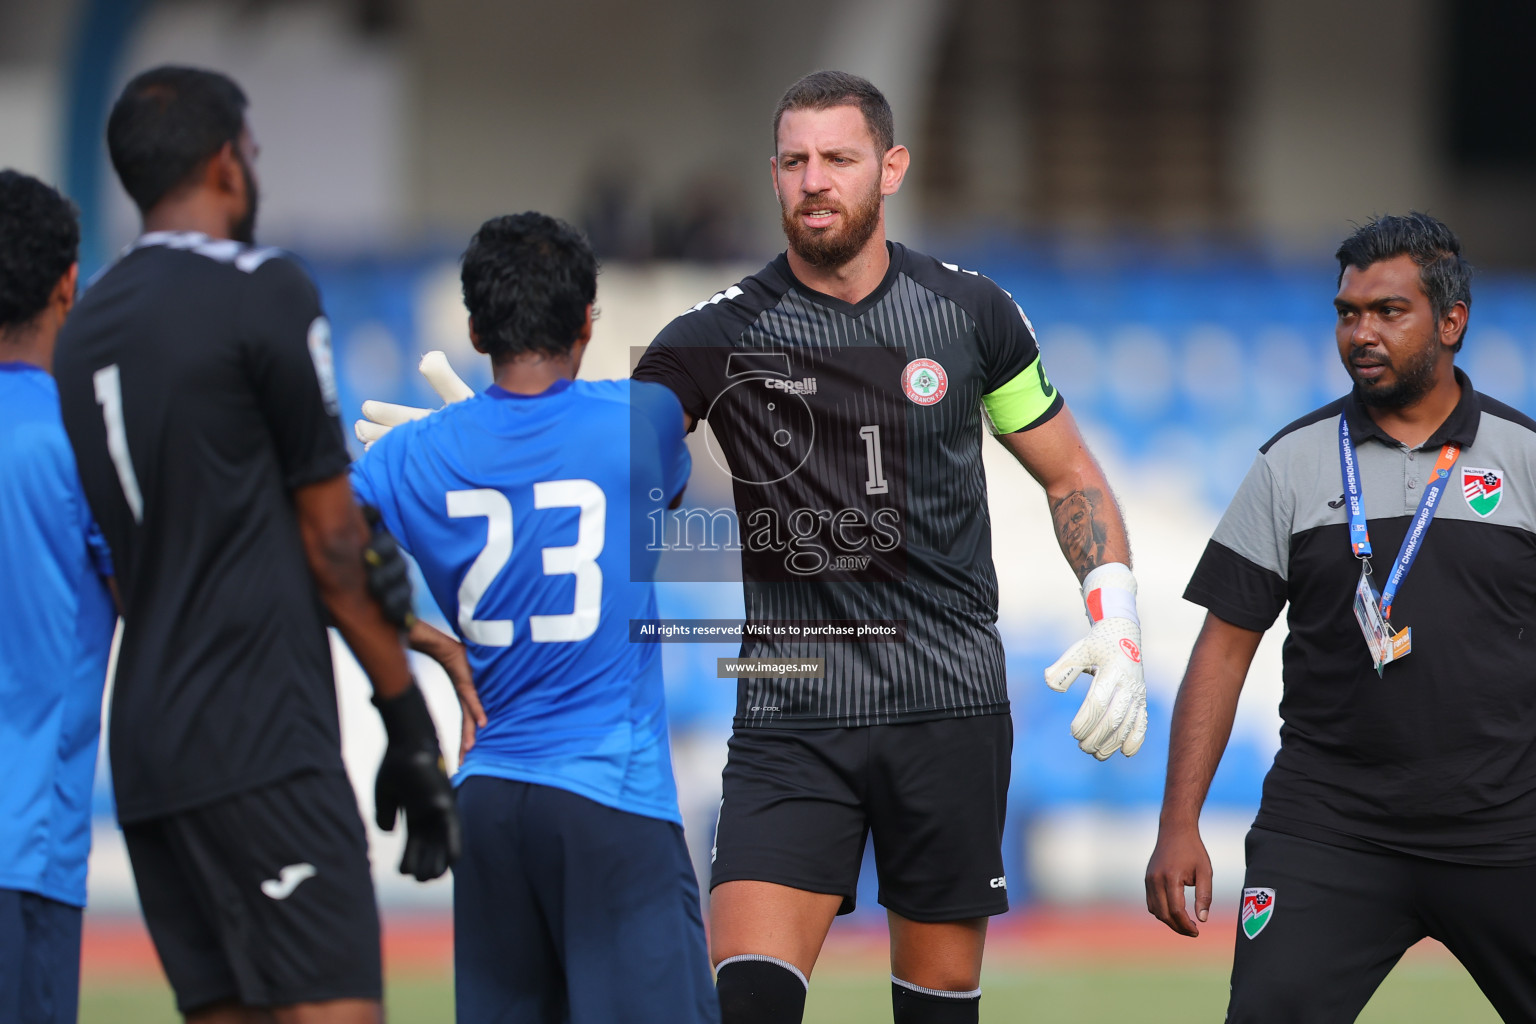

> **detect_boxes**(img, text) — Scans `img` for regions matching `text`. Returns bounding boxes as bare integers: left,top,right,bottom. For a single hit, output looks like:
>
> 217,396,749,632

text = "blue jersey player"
350,213,718,1024
0,172,116,1024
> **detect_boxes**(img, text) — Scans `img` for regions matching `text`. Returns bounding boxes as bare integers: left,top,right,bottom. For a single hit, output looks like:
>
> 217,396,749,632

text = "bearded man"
633,70,1147,1024
1145,212,1536,1023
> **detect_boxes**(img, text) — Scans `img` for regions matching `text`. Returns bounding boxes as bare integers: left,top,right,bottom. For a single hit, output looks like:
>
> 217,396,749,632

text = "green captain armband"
982,356,1059,433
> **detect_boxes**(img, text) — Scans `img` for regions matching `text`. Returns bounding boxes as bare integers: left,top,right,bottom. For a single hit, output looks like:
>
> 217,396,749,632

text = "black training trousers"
1228,826,1536,1023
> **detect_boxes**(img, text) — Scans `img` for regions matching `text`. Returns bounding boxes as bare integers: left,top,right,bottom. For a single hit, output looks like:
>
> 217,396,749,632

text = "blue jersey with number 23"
351,378,691,824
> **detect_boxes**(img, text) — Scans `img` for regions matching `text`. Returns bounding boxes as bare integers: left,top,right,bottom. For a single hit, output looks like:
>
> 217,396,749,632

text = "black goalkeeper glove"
373,682,460,881
361,505,417,630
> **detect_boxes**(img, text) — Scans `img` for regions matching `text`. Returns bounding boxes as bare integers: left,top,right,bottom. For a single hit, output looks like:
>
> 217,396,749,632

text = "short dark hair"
1336,212,1473,351
461,213,598,362
773,70,894,154
0,170,80,332
107,65,248,213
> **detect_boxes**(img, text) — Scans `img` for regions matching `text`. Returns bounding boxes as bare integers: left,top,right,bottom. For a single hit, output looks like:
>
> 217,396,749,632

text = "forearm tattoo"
1051,487,1110,580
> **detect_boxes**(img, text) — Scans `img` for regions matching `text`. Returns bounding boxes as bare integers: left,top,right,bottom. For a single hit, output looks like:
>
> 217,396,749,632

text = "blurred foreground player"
0,170,115,1024
1146,214,1536,1022
350,213,716,1023
53,67,458,1023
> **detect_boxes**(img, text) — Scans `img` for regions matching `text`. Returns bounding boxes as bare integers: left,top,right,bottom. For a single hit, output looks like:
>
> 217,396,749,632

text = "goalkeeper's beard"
780,181,882,270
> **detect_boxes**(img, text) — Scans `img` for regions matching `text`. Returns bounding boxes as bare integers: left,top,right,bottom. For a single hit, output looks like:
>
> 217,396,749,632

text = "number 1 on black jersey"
92,364,144,523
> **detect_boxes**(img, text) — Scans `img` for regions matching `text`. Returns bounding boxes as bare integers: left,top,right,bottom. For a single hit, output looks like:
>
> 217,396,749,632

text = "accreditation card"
1352,561,1412,676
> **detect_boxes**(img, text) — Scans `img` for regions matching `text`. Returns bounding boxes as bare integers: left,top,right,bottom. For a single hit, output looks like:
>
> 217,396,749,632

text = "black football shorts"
122,770,381,1014
710,713,1012,922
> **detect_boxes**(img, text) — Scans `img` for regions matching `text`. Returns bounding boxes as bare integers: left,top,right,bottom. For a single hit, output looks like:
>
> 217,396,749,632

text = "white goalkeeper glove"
1044,562,1148,761
354,351,476,449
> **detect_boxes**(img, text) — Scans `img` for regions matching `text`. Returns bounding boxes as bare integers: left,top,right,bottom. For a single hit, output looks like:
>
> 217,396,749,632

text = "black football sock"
891,976,981,1024
715,954,808,1024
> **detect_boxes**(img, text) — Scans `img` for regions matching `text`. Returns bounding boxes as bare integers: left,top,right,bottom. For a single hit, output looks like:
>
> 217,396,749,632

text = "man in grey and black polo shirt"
1146,212,1536,1022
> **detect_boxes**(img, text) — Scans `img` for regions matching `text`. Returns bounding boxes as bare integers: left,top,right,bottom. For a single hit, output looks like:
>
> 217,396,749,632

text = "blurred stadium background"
3,0,1534,1019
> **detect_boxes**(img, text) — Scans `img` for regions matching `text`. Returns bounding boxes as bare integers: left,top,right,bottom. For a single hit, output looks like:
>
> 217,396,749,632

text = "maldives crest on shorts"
901,358,947,406
1462,467,1504,518
1241,887,1275,939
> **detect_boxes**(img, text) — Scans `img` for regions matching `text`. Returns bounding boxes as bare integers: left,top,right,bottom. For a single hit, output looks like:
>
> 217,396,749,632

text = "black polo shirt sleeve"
1185,451,1290,632
239,257,351,490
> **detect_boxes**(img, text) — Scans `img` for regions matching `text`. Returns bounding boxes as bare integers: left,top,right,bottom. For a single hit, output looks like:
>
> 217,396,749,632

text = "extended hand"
1145,822,1213,936
354,351,475,449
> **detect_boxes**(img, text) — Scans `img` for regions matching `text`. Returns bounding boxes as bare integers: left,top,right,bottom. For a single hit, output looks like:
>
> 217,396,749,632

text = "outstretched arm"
1145,611,1262,936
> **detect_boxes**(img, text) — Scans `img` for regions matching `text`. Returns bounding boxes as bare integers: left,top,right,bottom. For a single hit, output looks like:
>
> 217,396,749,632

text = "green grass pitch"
80,962,1500,1023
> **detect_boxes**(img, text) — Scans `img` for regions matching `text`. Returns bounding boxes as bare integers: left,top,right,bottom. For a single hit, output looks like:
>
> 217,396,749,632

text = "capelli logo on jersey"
764,377,818,396
990,876,1007,889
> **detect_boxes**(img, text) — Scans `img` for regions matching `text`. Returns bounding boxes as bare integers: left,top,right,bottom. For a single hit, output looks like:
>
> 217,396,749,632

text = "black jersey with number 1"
54,232,352,824
633,242,1063,729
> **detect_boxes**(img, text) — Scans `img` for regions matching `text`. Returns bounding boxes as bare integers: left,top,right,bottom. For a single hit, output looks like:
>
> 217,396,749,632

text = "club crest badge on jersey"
1241,888,1275,939
1463,467,1504,518
901,358,947,406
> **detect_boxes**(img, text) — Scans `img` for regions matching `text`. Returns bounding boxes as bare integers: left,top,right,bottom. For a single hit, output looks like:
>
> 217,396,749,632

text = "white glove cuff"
1081,562,1138,626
